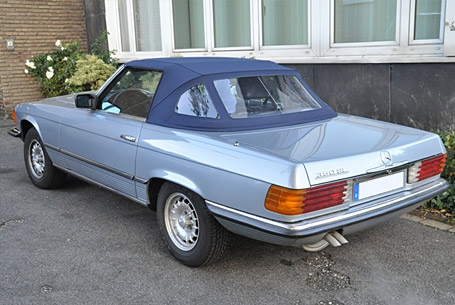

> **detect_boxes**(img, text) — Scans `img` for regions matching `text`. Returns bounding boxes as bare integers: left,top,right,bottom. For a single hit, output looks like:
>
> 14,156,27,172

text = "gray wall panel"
285,63,455,131
84,0,107,51
304,64,390,122
285,64,315,89
390,64,455,131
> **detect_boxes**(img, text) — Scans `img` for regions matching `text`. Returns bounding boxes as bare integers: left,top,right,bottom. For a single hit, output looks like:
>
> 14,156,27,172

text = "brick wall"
0,0,87,119
0,79,3,113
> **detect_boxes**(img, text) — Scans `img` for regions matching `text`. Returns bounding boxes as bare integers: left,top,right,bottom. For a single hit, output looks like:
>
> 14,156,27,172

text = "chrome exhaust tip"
302,231,348,252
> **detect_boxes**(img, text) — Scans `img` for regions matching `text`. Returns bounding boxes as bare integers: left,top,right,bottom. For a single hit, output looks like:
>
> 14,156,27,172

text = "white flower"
63,57,68,61
25,59,36,69
55,40,62,47
46,55,52,61
46,66,54,79
64,78,69,83
61,46,65,51
24,69,29,74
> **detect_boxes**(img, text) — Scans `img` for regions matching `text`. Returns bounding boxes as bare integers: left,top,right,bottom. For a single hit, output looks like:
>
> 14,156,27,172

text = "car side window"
175,84,219,119
100,69,162,118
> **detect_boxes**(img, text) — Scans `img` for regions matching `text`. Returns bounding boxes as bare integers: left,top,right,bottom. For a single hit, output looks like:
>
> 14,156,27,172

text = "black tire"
23,127,66,189
157,182,231,267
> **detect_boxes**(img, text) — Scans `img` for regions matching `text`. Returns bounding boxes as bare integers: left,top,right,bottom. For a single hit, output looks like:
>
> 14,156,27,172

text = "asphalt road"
1,119,455,305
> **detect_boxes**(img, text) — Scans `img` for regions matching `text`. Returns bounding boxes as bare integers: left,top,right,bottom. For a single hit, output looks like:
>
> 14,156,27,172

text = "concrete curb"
401,213,455,233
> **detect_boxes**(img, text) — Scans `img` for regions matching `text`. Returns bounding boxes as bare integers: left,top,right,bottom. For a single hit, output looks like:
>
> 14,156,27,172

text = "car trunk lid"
220,114,444,186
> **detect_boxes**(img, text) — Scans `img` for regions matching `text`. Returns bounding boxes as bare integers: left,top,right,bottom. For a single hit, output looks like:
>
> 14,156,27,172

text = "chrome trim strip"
53,164,148,206
44,143,148,184
206,179,449,235
133,176,148,184
44,143,59,152
60,148,134,180
206,201,293,231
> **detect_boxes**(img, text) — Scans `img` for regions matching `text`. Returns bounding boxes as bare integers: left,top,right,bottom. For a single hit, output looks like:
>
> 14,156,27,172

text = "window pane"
133,0,162,51
214,76,320,119
176,84,219,118
262,0,308,46
213,0,251,48
415,0,442,40
118,0,130,52
334,0,397,43
101,69,162,118
172,0,205,49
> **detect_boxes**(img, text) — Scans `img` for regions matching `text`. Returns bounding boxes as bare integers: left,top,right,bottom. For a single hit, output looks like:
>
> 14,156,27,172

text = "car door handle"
120,135,136,142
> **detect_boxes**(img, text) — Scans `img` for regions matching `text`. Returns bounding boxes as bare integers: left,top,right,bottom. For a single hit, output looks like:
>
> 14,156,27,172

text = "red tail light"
407,154,446,183
265,180,349,215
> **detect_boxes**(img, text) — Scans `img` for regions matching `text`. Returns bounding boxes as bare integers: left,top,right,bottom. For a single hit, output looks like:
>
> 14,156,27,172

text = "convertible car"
9,58,449,267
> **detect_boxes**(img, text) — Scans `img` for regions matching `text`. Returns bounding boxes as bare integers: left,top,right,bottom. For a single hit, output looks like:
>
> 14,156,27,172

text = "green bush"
68,55,116,91
426,130,455,214
90,30,118,66
25,35,117,97
25,40,83,97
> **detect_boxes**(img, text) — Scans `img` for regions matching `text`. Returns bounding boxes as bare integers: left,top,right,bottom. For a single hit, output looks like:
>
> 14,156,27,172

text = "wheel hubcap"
28,140,45,179
164,192,199,251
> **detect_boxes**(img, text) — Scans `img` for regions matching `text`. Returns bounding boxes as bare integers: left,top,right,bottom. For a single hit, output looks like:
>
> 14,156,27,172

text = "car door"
59,68,162,198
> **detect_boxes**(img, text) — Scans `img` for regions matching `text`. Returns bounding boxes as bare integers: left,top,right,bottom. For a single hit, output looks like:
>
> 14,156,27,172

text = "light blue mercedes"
9,58,449,266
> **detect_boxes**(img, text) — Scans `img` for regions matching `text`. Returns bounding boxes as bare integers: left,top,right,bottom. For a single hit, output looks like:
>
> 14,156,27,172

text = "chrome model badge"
380,150,392,166
315,168,347,179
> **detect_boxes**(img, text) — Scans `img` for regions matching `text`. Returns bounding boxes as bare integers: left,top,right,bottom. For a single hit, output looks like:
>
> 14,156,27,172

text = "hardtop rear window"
213,75,321,119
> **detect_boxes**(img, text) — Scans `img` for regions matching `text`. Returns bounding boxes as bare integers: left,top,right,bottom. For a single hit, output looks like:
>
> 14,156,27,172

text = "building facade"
1,0,455,131
0,0,88,118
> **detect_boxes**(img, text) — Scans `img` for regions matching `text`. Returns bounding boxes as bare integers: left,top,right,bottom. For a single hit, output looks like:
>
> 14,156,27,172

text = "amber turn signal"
12,109,17,124
264,185,307,215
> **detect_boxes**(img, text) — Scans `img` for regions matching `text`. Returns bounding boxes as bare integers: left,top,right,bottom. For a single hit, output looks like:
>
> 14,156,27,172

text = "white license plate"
354,171,404,201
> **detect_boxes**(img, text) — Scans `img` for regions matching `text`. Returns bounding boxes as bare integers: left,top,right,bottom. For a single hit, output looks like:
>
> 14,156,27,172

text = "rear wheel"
24,128,65,189
157,182,231,267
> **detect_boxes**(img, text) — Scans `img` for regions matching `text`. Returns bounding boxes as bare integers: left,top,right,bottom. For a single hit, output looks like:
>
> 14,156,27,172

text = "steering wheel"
261,96,278,111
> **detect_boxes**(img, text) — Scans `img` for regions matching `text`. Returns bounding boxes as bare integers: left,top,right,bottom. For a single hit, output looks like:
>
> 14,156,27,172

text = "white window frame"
106,0,169,57
329,0,401,48
170,0,208,52
105,0,455,63
210,0,254,51
409,0,446,45
258,0,312,50
444,0,455,56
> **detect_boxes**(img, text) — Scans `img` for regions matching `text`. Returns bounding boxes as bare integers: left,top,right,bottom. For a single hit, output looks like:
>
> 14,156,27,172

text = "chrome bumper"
7,127,21,138
206,178,449,246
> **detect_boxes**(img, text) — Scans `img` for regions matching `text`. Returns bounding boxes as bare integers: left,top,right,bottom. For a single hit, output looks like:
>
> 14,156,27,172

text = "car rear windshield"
213,75,321,119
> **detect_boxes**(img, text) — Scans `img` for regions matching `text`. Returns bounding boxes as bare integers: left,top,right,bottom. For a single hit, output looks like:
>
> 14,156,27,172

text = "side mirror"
75,93,97,110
